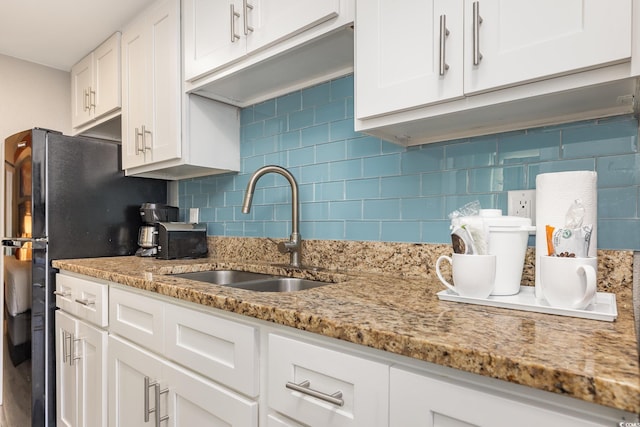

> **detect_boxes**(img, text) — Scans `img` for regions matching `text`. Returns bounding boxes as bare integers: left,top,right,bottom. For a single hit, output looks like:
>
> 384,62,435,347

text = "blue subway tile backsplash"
179,74,640,250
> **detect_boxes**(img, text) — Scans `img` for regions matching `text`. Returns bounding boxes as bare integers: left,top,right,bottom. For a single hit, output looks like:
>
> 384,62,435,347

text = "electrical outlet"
189,208,199,223
507,189,536,224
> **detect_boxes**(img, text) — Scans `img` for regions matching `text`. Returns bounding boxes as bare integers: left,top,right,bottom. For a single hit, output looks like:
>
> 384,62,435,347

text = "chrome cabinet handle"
144,377,168,426
89,88,96,111
70,336,81,366
83,88,90,112
54,290,70,297
142,125,152,152
62,331,70,365
75,298,95,306
439,14,450,76
286,380,344,407
63,332,81,366
144,376,154,422
135,127,144,154
154,383,169,426
243,0,254,35
472,1,483,65
230,4,241,42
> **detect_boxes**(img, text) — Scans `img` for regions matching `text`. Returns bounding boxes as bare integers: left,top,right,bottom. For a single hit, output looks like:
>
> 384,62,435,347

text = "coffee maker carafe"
136,203,178,256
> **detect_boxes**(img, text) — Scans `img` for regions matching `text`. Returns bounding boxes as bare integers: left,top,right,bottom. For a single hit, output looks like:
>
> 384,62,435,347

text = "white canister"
480,210,534,295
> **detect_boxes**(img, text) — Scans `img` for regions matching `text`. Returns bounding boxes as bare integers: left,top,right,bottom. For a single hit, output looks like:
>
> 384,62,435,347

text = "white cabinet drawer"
164,304,259,397
268,334,389,427
109,287,164,354
389,366,620,427
56,273,108,327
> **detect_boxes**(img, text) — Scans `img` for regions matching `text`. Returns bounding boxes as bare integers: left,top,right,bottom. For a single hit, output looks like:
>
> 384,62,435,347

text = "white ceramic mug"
435,254,496,298
540,256,597,309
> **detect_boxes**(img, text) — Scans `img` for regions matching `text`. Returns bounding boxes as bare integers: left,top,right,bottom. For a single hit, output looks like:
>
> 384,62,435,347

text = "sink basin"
169,270,331,292
226,277,329,292
170,270,272,285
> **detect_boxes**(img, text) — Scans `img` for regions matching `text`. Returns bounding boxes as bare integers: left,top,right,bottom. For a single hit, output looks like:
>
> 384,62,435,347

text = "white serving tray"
437,286,617,322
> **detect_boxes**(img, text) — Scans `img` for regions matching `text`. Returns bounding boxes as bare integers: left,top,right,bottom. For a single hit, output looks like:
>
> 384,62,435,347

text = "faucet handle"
267,237,290,254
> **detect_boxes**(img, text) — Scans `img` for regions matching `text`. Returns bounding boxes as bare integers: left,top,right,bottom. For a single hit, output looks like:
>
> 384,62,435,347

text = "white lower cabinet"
56,310,108,427
268,333,389,427
107,286,259,427
389,366,629,427
108,335,165,427
56,272,636,427
108,335,257,427
55,273,109,427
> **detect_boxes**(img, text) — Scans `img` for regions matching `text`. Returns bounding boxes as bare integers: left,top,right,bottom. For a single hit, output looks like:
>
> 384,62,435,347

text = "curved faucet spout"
242,165,301,267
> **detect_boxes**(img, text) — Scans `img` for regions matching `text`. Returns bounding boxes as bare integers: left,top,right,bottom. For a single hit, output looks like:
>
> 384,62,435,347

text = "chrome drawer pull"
286,380,344,407
75,298,95,306
54,290,70,297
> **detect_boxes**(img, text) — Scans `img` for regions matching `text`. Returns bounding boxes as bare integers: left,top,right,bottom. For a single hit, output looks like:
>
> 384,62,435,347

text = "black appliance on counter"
156,222,208,259
136,203,179,257
2,129,167,426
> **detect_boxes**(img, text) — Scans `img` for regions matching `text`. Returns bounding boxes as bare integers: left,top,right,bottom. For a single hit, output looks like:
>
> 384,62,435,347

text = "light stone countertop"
52,251,640,414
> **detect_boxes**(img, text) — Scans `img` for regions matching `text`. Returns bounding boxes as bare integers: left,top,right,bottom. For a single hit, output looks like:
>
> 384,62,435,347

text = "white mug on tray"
540,255,597,309
435,254,496,299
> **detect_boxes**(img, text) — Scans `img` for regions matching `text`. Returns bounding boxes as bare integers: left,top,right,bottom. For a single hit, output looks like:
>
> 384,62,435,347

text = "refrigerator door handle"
2,237,47,249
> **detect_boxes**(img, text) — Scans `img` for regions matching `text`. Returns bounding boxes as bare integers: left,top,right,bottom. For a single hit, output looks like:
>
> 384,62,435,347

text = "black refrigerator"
2,128,168,426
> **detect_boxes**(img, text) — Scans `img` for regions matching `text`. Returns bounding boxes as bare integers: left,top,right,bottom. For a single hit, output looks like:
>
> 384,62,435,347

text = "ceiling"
0,0,157,71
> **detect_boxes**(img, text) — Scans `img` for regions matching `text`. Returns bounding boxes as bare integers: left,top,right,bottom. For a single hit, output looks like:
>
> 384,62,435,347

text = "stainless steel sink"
225,277,329,292
170,270,272,285
169,270,331,292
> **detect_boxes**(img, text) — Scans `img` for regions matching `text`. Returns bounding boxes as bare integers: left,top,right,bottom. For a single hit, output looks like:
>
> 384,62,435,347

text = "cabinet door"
390,366,611,427
268,334,389,427
355,0,464,119
108,335,166,427
93,32,121,118
71,53,94,129
246,0,341,53
77,321,107,427
56,311,78,427
464,0,632,94
164,362,258,427
183,0,247,80
146,0,181,165
122,0,181,169
121,15,150,169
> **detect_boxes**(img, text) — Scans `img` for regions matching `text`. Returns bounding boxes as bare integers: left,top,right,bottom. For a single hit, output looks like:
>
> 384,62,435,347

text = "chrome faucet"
241,165,302,268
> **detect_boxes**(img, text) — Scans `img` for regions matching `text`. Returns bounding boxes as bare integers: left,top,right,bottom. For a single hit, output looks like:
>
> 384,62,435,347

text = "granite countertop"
52,254,640,414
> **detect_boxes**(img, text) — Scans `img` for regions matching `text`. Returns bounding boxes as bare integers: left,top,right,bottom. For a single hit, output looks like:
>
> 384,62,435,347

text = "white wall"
0,54,70,139
0,54,69,405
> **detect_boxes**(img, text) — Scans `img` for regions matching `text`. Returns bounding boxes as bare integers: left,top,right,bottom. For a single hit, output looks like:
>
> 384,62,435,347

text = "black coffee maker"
136,203,179,256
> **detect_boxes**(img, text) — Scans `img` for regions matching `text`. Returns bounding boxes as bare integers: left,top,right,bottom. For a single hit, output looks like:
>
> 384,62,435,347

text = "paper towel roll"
535,171,597,300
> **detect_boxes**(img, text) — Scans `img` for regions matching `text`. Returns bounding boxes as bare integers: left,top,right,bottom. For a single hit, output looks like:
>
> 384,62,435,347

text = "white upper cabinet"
121,0,181,170
121,0,240,180
245,1,340,54
70,33,121,133
184,0,341,81
464,0,632,94
184,0,354,107
355,0,638,145
183,0,246,80
356,0,464,119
